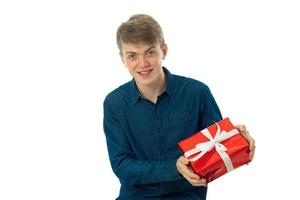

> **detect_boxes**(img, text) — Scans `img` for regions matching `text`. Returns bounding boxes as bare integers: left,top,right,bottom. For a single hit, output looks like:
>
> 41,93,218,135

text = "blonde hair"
116,14,165,54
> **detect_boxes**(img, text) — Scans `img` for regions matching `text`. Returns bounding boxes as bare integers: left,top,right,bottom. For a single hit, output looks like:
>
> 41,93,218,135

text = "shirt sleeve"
103,97,183,186
200,85,223,128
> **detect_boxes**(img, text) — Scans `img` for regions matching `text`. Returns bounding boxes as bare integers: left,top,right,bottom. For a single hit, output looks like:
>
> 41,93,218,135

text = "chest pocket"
165,113,199,148
168,113,198,133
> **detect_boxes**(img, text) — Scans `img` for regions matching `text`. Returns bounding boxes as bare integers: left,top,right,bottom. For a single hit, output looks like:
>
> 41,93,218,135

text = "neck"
137,71,166,104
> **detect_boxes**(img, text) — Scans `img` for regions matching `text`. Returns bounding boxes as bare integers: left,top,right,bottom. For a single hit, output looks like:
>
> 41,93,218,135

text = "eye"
147,50,156,56
127,54,136,60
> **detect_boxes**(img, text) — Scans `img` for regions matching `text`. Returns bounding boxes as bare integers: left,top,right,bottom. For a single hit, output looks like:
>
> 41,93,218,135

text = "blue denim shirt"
103,67,222,200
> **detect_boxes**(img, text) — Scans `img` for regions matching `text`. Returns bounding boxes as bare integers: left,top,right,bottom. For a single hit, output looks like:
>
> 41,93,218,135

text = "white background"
1,0,299,199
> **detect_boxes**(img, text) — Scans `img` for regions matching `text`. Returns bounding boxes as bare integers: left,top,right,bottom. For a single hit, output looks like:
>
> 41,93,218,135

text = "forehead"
122,42,159,53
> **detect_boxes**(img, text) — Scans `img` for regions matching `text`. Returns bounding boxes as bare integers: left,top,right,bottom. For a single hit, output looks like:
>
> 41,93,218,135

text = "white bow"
184,123,239,172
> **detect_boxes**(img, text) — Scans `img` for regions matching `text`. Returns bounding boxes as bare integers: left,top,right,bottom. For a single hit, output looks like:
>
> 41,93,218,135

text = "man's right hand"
176,156,207,187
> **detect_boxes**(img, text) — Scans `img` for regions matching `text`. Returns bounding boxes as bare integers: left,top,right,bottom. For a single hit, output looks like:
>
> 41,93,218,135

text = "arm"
103,97,182,186
176,125,256,186
177,84,222,186
176,156,207,187
177,85,256,186
200,85,223,128
200,85,256,160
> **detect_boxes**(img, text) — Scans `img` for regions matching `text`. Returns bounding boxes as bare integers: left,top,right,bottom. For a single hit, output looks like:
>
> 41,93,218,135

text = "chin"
133,73,154,85
136,78,154,86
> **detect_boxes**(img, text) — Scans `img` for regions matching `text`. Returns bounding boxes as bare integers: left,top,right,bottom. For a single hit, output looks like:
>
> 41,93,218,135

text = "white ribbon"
184,123,239,172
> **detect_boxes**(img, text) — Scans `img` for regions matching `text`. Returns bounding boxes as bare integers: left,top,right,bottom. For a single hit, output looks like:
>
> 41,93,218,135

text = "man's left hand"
234,124,256,160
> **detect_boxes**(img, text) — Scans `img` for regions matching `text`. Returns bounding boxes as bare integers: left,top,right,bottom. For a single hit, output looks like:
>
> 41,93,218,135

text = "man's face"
120,42,167,87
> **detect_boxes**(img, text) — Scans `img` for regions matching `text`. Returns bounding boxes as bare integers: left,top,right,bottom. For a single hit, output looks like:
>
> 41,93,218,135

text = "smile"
137,69,153,75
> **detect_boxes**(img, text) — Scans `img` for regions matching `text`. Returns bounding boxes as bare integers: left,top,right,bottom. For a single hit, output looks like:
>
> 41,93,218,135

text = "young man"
103,14,255,200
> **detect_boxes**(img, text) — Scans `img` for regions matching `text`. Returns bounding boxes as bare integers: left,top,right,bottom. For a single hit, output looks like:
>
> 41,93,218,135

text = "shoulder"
103,80,132,108
173,73,210,94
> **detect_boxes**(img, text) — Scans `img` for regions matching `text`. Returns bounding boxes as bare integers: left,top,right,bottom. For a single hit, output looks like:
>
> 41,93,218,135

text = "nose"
137,55,149,68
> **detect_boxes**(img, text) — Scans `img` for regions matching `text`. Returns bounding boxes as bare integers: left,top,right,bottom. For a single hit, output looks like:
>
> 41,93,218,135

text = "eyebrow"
125,46,155,55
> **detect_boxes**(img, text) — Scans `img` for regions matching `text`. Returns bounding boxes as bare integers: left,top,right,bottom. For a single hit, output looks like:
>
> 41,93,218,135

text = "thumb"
181,156,190,165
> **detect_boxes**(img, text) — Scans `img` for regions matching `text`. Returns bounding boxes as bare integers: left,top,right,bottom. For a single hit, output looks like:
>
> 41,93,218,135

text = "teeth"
139,70,151,74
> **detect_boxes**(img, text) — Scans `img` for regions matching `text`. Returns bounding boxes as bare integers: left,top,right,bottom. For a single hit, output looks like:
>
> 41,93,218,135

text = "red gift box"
177,118,251,183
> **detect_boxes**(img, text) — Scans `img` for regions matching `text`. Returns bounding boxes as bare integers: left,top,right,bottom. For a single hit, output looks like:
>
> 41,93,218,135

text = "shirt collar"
131,67,174,105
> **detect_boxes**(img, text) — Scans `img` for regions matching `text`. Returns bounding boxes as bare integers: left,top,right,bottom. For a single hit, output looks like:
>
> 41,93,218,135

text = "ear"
161,44,168,60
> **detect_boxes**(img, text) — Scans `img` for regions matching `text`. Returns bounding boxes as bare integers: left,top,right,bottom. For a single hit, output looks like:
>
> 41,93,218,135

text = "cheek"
125,60,136,68
126,67,135,77
149,57,161,65
125,62,137,74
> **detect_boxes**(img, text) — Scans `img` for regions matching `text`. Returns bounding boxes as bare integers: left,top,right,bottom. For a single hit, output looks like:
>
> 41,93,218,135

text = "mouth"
137,68,153,76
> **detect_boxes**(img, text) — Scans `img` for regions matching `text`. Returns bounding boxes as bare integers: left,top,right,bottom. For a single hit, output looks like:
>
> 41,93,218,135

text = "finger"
239,128,249,138
194,179,207,187
191,178,206,186
242,132,255,160
235,125,250,142
192,182,207,187
249,142,256,160
177,156,201,180
249,137,255,150
179,156,190,165
234,125,256,160
239,129,255,150
246,134,255,150
176,156,189,173
198,178,207,185
177,156,190,167
235,124,247,133
179,164,200,180
182,174,207,186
